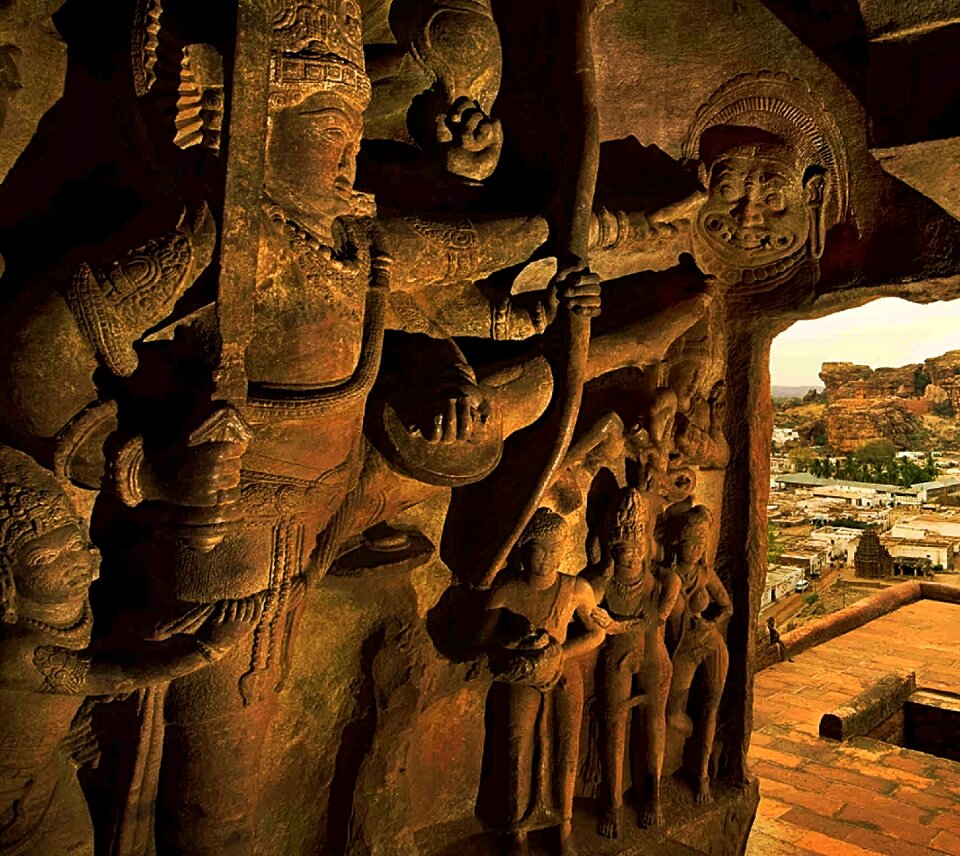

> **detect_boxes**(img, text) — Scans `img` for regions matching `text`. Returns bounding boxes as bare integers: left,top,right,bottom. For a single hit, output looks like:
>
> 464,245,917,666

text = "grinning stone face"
696,144,810,271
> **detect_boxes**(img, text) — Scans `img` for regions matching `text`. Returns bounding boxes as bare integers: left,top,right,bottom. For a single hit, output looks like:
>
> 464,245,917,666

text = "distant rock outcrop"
924,350,960,412
815,355,960,451
824,398,920,452
820,361,925,403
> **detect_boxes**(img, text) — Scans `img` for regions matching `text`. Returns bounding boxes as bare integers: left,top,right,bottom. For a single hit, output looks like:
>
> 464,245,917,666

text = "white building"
880,535,956,571
760,565,807,610
773,473,922,507
772,427,800,447
806,526,863,565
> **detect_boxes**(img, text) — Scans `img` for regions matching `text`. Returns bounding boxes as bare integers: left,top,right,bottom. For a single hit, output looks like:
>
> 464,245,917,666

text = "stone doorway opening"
766,296,960,617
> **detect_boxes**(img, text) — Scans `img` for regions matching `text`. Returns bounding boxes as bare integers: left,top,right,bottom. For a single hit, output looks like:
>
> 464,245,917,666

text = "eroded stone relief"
6,0,951,854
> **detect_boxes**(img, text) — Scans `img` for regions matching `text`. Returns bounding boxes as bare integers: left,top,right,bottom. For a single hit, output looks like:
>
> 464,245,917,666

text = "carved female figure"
476,508,605,856
0,445,257,856
589,487,679,836
663,505,731,804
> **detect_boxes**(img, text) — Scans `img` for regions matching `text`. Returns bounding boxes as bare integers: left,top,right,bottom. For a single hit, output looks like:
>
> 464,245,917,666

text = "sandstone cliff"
820,361,924,403
824,398,921,452
814,353,960,451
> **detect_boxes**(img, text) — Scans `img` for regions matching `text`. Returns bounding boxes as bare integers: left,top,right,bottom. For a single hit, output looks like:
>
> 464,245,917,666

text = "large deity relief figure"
0,446,259,856
107,4,605,851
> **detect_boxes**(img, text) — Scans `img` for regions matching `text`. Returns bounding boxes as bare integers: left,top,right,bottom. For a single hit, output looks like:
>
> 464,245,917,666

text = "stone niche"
0,1,957,855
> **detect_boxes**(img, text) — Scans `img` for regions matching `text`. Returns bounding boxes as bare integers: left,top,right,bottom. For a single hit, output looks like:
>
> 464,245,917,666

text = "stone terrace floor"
745,599,960,856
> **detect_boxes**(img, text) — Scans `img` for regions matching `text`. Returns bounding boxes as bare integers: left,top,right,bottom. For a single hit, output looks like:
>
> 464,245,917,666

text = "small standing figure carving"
589,487,679,836
476,508,606,856
664,505,731,804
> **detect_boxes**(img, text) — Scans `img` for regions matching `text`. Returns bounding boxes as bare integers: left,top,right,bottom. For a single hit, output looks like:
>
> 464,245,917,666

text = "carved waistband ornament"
268,0,371,111
681,71,849,294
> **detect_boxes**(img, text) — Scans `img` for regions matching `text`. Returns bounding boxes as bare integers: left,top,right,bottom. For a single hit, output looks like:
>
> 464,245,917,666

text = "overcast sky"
770,298,960,387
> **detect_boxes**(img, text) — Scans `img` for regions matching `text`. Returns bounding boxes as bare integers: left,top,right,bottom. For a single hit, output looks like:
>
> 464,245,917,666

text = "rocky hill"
817,351,960,452
824,398,922,452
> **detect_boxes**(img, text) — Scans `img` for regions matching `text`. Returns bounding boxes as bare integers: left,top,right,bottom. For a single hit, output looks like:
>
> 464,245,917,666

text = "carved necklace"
610,575,645,595
263,200,360,274
19,598,93,641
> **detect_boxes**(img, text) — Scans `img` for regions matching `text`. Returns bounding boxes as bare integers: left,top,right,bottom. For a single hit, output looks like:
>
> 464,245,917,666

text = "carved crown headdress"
606,487,649,546
0,446,81,623
269,0,371,111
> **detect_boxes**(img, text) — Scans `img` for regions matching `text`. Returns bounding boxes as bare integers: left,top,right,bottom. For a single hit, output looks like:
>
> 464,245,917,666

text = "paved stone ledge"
747,599,960,855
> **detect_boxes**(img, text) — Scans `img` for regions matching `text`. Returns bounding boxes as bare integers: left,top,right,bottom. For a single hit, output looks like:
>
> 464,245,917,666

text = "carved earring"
803,168,826,260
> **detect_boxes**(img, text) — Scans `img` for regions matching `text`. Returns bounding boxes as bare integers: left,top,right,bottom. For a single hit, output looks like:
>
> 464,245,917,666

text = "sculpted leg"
666,649,697,739
697,642,729,804
639,638,672,827
596,655,632,838
553,662,585,856
585,291,713,382
477,681,541,834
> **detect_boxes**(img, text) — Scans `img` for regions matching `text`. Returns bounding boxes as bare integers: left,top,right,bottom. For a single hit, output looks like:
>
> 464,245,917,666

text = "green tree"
788,446,816,473
856,439,897,466
767,521,783,566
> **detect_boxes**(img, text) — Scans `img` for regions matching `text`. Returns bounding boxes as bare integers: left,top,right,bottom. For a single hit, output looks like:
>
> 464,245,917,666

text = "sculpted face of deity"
264,91,363,242
521,532,564,580
0,447,99,621
610,534,645,574
516,509,568,581
12,523,97,606
696,143,817,272
678,510,711,572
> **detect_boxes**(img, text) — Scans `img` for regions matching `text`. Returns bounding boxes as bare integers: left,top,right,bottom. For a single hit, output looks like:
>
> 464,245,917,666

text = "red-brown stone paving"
746,599,960,855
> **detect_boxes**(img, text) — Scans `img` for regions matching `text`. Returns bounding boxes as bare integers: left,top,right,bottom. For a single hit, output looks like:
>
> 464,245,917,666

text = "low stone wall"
818,670,916,741
756,581,960,671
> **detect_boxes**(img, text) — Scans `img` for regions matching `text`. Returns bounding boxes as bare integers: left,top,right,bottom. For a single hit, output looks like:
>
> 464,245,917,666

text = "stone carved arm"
380,203,701,342
104,424,246,510
0,203,217,491
565,577,607,661
31,596,263,695
705,565,733,636
62,201,217,378
587,192,706,282
584,287,714,382
657,568,682,626
471,595,532,683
